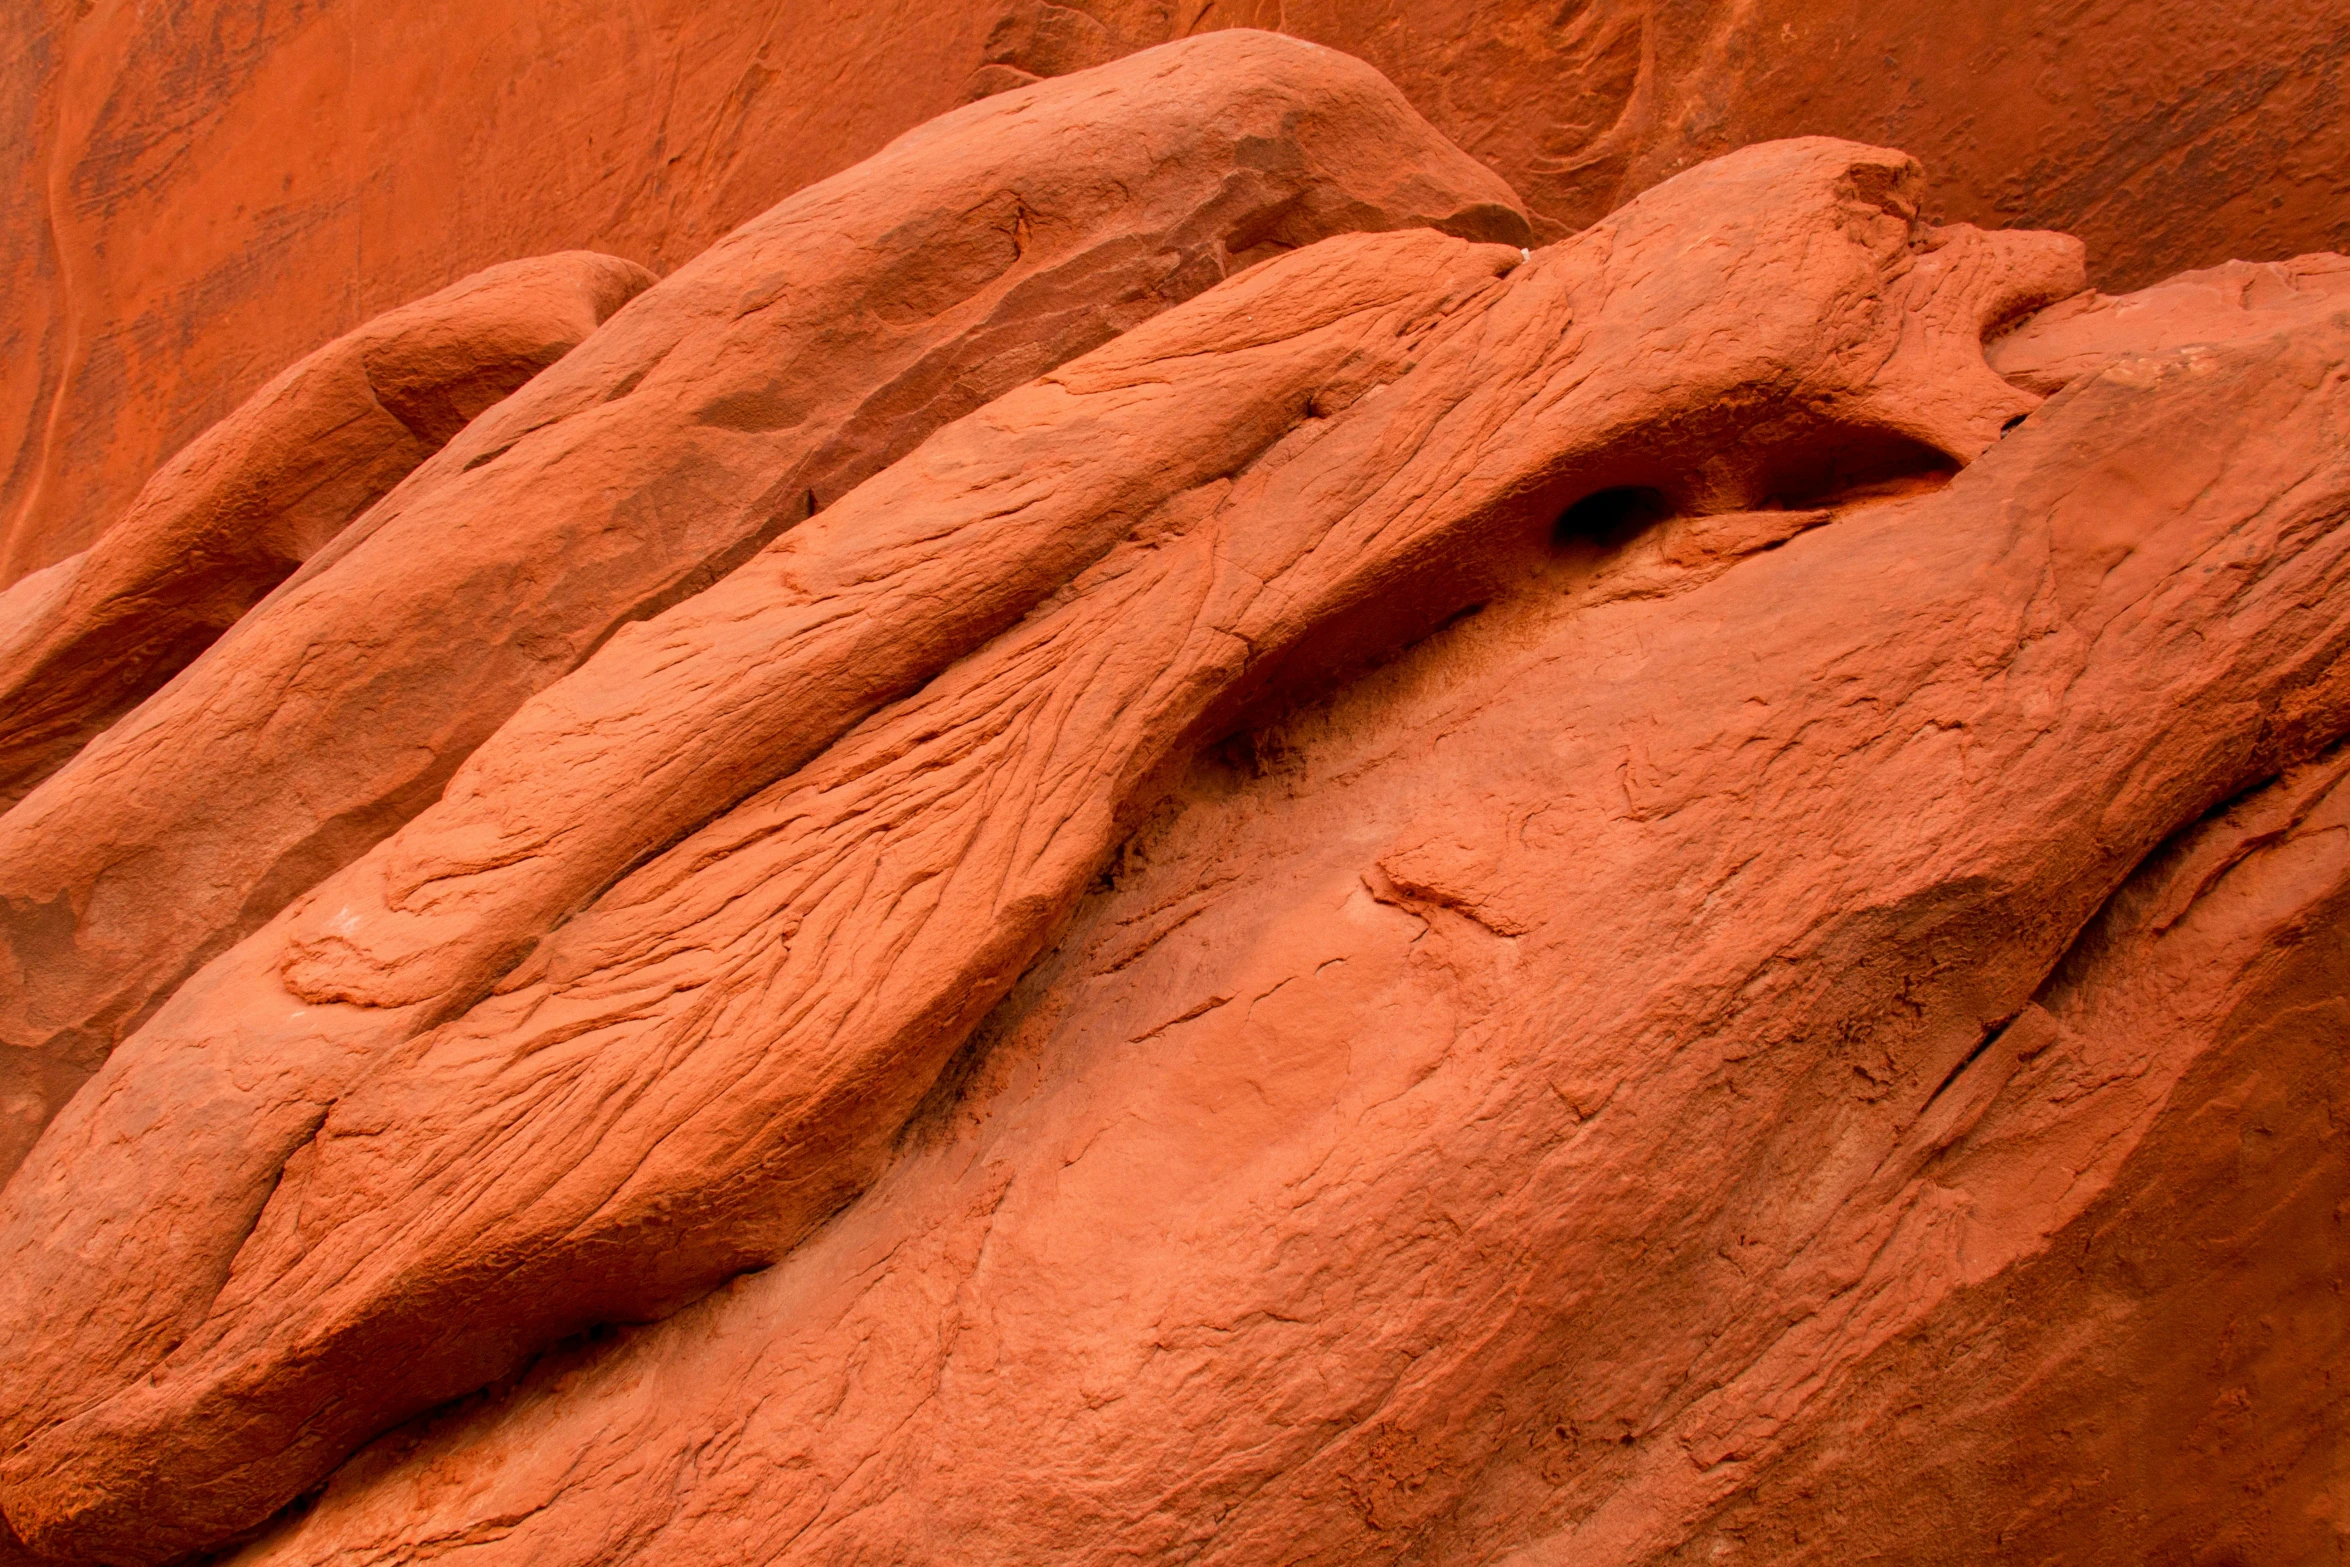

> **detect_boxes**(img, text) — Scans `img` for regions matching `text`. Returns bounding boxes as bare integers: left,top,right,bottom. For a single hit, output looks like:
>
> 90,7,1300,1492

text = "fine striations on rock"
0,24,2342,1567
0,30,1527,1191
0,251,653,814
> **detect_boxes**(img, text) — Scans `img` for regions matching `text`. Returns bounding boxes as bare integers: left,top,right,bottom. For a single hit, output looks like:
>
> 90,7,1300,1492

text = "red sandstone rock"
0,134,2087,1561
0,30,1526,1188
0,224,1521,1561
4,4,2343,590
968,1,2350,289
0,0,1014,586
0,19,2342,1566
201,285,2350,1567
1990,249,2350,393
1625,747,2350,1563
0,252,652,812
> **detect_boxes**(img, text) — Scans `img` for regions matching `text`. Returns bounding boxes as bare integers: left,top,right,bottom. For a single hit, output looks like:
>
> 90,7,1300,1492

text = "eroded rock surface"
0,30,2343,1567
0,251,653,813
205,271,2350,1567
1991,250,2350,392
0,138,2096,1567
5,1,2344,592
0,136,2084,1562
0,29,1525,1188
1643,744,2350,1564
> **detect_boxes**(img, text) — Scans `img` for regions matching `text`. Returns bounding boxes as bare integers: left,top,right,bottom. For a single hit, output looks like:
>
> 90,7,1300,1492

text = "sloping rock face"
0,251,653,812
0,28,2345,1567
2,1,2343,585
213,262,2350,1567
0,136,2083,1562
0,30,1525,1187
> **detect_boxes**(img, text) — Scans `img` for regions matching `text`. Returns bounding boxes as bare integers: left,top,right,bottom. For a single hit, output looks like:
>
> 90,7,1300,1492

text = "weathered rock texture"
3,2,2344,585
0,136,2084,1560
218,258,2350,1567
0,24,2345,1567
0,30,1525,1187
0,251,652,812
98,236,2330,1567
1988,249,2350,393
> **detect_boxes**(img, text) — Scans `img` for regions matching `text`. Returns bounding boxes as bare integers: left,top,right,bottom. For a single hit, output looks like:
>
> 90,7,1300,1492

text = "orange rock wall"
3,0,2346,585
190,293,2350,1567
0,13,2347,1562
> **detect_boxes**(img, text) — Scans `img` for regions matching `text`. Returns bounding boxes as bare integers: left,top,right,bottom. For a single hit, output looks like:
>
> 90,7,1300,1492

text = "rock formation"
221,260,2350,1567
0,252,653,811
4,2,2345,589
0,135,2082,1560
0,21,2343,1567
0,30,1524,1185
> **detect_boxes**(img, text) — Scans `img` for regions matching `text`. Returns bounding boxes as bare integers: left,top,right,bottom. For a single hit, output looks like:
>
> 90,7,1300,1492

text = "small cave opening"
1552,486,1671,550
1761,428,1958,510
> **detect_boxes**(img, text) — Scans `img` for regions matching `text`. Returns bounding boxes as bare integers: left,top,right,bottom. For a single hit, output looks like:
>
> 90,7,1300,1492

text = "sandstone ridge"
4,0,2344,592
0,29,2343,1567
0,29,1526,1192
0,251,654,815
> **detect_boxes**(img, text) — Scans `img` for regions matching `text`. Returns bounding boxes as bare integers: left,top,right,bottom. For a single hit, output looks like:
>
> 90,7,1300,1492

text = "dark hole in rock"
1553,486,1670,549
1764,428,1957,509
